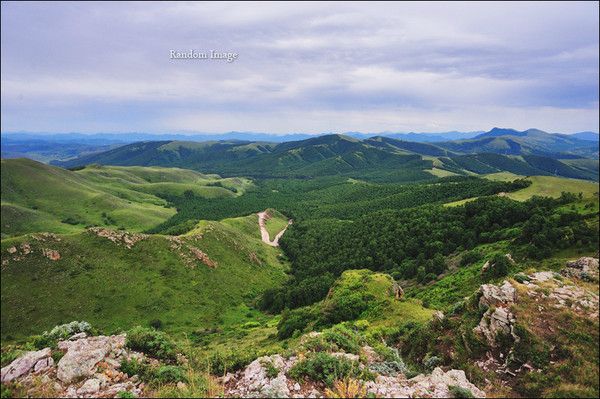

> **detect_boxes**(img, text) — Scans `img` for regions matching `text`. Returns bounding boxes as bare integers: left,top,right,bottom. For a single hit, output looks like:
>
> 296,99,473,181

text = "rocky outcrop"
57,335,126,383
478,281,516,308
365,367,486,398
225,354,296,398
562,256,599,282
42,248,61,261
224,348,485,398
1,348,52,383
189,247,218,268
87,227,147,249
2,332,144,398
474,306,517,347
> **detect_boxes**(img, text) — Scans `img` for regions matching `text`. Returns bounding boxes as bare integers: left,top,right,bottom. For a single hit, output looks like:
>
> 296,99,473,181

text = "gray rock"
479,281,516,308
68,332,87,341
1,348,51,382
475,307,516,347
77,378,101,395
33,357,54,373
57,335,125,383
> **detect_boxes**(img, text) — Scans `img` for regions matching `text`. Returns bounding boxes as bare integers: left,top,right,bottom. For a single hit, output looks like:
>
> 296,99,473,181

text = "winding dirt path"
257,210,292,247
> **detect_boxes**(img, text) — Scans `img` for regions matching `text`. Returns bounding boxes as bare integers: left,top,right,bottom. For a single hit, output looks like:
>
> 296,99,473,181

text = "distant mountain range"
50,128,599,181
3,128,597,146
435,128,599,159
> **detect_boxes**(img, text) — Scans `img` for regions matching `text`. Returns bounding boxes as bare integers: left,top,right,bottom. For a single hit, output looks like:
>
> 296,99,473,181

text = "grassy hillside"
0,159,250,238
0,212,289,340
52,133,599,182
485,173,599,201
444,174,599,206
438,127,599,158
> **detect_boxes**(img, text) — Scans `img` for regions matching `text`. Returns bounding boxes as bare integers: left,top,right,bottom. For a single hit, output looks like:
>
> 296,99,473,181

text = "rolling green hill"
0,211,290,339
437,127,599,159
0,159,250,238
53,133,598,182
438,153,598,181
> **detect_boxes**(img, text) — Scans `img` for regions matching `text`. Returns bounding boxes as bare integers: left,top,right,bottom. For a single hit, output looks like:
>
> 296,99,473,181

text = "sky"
1,1,599,134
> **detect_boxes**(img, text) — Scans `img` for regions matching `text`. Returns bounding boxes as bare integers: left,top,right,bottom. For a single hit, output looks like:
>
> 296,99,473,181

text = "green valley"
1,132,598,399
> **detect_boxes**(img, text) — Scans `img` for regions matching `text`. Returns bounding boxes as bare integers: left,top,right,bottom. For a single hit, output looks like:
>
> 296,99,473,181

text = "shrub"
289,352,372,387
460,250,482,267
116,391,136,398
126,326,177,362
324,378,367,398
121,358,149,378
482,254,510,279
45,321,92,341
322,325,362,354
149,319,163,330
422,354,442,371
300,334,337,353
241,321,261,329
277,307,318,339
153,365,187,384
513,273,530,284
1,347,23,367
207,350,256,375
260,359,279,379
449,385,475,398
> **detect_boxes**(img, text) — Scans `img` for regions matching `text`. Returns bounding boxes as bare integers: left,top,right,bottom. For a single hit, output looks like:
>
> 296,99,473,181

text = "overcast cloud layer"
1,1,598,134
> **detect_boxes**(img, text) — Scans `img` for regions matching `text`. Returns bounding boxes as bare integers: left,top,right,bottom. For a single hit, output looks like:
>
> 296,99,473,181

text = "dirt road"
257,210,292,247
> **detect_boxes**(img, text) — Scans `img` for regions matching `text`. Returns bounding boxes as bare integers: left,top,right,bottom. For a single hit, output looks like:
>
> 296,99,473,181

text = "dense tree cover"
148,176,530,234
260,193,597,311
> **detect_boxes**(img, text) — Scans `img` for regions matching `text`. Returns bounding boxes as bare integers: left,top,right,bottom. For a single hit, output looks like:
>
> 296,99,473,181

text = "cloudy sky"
1,1,598,134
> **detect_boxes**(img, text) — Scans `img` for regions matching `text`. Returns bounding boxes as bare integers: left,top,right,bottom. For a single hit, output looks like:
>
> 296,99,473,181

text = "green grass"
484,174,599,201
0,159,253,238
444,174,599,206
263,209,290,239
1,213,287,340
427,167,458,178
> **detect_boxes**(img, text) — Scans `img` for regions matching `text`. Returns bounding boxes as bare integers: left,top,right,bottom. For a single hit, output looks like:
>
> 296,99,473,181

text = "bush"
277,307,318,339
121,358,186,385
45,321,92,341
154,365,187,384
121,358,149,378
322,325,362,354
116,392,135,399
289,352,372,387
513,273,530,284
126,326,177,362
449,385,474,398
149,319,163,330
460,250,482,267
260,359,279,379
207,350,256,375
482,254,510,279
422,354,442,371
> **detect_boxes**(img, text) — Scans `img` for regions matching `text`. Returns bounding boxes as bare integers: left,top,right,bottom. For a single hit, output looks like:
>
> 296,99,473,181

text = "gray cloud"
1,1,598,133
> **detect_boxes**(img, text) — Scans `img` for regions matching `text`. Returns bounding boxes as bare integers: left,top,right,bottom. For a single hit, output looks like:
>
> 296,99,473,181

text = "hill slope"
0,159,249,238
53,133,598,182
0,211,290,339
438,127,599,159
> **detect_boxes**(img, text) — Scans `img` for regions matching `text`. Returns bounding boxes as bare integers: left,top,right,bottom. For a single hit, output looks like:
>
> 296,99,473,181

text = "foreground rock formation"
1,333,145,398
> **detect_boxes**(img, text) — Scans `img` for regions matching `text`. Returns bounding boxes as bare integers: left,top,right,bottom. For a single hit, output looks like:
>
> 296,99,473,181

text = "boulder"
1,348,51,382
57,335,125,383
563,257,599,282
479,281,516,308
228,354,292,397
410,367,486,398
77,378,101,395
33,357,54,373
474,307,516,347
365,368,485,398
